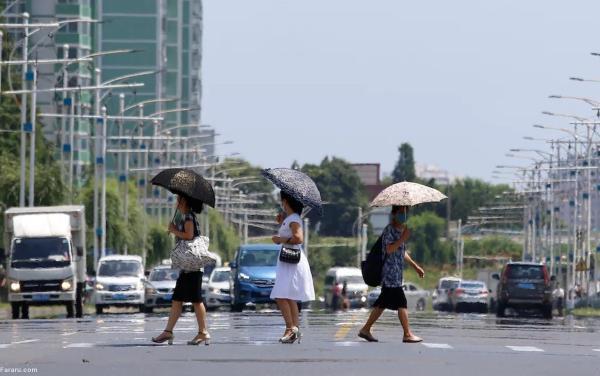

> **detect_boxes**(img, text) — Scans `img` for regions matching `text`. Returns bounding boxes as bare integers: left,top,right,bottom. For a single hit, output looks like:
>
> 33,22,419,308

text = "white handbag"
170,235,218,271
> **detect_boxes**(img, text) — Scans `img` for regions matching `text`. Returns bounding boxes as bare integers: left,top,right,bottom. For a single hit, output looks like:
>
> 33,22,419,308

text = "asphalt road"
0,309,598,376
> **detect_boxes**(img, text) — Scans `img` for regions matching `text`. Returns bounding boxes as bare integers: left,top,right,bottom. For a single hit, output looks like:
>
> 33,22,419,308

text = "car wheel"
416,299,426,312
11,302,20,319
66,302,75,318
230,303,244,312
542,304,552,319
21,303,29,319
496,301,506,318
95,305,104,315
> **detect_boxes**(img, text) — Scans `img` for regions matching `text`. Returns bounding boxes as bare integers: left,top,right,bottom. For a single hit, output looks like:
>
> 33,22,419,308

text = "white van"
92,255,145,314
323,267,368,309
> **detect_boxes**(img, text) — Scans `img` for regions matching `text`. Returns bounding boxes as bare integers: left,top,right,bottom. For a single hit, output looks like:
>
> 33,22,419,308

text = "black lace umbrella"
261,168,323,214
151,168,215,212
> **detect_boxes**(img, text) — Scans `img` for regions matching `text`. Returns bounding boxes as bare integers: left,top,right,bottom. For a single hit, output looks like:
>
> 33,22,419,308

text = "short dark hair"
392,205,409,213
281,191,304,215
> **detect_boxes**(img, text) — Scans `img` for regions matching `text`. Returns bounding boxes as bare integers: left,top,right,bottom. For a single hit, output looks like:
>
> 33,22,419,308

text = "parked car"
367,282,428,311
229,244,279,312
496,262,553,319
204,267,232,310
323,267,368,309
92,255,145,314
432,276,461,311
144,264,191,313
477,270,500,311
449,280,489,313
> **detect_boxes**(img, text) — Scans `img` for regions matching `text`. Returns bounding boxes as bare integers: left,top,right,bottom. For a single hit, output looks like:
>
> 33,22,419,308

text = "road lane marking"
335,341,360,347
334,313,362,340
422,343,453,349
11,339,40,345
506,346,544,352
0,344,11,349
593,349,600,352
61,331,78,336
64,343,94,348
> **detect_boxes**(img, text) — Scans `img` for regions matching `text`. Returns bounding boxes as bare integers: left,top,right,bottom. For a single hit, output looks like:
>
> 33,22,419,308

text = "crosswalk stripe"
422,343,453,349
64,343,94,348
506,346,544,352
593,349,600,352
11,339,40,345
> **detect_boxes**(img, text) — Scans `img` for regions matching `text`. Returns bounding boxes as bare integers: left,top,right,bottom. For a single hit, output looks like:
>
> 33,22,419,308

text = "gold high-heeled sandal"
151,330,174,345
187,331,210,346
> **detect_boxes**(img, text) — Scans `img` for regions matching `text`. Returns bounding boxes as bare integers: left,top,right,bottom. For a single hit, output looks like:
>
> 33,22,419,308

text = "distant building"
415,163,452,185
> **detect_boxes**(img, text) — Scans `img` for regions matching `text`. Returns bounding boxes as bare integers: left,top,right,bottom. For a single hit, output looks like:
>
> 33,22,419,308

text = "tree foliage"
301,157,368,237
392,143,416,183
406,211,453,265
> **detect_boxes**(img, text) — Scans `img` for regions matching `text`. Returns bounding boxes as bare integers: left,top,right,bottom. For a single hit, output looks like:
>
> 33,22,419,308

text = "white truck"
4,206,86,319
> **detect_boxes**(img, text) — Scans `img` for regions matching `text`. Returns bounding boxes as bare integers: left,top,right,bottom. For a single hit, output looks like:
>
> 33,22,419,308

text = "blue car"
229,244,279,312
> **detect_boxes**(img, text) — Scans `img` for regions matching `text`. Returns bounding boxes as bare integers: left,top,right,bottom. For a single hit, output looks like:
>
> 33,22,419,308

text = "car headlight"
211,288,221,294
136,281,144,291
9,280,20,292
61,279,73,291
239,272,250,281
95,283,105,291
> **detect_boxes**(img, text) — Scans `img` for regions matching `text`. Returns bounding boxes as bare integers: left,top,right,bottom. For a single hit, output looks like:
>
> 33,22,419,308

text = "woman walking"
152,195,210,346
270,191,315,344
358,205,424,343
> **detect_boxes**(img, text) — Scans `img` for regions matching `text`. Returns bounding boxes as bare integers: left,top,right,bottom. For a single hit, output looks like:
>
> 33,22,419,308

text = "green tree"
406,211,452,265
392,143,416,183
207,208,240,262
301,157,368,236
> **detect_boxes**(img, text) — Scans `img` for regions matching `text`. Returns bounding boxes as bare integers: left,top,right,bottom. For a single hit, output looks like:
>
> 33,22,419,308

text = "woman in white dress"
270,191,315,344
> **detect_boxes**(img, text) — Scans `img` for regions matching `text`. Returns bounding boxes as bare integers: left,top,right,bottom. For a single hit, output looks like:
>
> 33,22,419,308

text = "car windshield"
149,269,179,281
11,237,71,268
212,270,230,283
239,249,279,267
440,280,459,289
98,260,143,277
460,282,484,289
338,276,364,284
507,265,544,279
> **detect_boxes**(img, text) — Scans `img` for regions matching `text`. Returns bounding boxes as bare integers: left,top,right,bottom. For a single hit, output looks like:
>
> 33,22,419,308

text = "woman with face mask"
358,205,425,343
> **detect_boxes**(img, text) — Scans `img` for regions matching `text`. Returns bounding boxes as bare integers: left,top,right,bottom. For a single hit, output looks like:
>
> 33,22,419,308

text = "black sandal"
358,331,379,342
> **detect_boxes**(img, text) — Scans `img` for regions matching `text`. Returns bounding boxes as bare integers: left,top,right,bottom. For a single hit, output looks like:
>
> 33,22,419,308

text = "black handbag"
279,245,301,264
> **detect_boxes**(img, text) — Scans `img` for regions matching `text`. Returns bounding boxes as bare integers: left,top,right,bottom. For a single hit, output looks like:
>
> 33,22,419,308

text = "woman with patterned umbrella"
261,168,322,344
150,168,215,346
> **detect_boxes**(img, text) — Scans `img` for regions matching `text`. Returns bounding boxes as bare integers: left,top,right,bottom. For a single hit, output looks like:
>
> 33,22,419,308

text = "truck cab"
4,206,86,319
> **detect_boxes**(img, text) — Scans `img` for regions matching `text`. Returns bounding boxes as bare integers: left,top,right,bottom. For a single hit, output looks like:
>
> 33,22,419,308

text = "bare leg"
360,307,384,334
398,308,421,341
192,302,208,333
287,299,300,328
165,300,183,332
276,298,293,336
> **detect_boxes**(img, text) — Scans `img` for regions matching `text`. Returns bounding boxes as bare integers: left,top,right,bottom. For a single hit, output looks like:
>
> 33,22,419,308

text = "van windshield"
149,269,179,281
440,280,459,289
337,276,364,284
239,249,279,267
98,260,143,277
11,237,71,268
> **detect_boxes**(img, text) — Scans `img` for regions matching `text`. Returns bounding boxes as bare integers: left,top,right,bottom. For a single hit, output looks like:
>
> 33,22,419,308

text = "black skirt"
172,270,204,303
373,286,407,310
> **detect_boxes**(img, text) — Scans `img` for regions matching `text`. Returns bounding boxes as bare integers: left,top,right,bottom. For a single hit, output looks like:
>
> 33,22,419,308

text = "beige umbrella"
370,181,447,207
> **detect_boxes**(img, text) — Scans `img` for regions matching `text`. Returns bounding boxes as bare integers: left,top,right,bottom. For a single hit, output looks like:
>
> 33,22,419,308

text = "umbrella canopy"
370,181,447,207
261,168,323,213
151,168,215,211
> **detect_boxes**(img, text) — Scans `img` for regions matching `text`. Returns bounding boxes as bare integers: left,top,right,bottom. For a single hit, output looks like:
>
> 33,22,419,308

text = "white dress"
270,213,315,302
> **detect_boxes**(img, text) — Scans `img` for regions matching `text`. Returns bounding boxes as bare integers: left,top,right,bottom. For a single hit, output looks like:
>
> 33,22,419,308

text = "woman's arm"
385,227,411,254
168,220,195,240
273,221,304,245
404,252,425,278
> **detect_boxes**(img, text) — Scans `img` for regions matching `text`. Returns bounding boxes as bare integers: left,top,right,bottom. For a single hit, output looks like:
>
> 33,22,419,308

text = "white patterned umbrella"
370,181,447,207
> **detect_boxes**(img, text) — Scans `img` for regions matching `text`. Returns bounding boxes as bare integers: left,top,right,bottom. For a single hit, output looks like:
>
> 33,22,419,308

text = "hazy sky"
202,0,600,182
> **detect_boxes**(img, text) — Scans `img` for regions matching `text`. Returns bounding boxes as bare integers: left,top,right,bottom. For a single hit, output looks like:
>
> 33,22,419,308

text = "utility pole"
19,12,29,207
356,206,362,267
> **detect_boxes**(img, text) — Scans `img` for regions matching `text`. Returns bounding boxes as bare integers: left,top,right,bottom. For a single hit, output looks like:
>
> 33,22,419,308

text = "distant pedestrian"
358,205,424,343
152,195,210,346
553,282,564,317
341,280,350,310
270,191,315,344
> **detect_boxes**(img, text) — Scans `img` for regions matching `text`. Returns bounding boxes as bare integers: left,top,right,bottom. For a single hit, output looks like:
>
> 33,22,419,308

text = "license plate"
164,294,172,301
32,294,49,301
112,293,127,300
518,283,535,290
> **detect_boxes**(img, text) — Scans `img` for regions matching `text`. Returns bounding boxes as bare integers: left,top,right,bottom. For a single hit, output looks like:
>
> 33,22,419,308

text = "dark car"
496,262,553,319
229,244,279,312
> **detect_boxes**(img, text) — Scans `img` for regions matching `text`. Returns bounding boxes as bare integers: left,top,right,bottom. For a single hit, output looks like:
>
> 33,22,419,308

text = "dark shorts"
172,270,203,303
373,286,408,310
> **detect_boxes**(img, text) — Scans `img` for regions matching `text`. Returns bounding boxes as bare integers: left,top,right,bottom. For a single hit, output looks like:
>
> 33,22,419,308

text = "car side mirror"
492,274,500,280
230,262,237,269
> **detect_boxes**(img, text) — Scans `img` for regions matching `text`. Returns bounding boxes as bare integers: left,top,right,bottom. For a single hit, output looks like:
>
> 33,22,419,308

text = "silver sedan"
367,282,429,311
